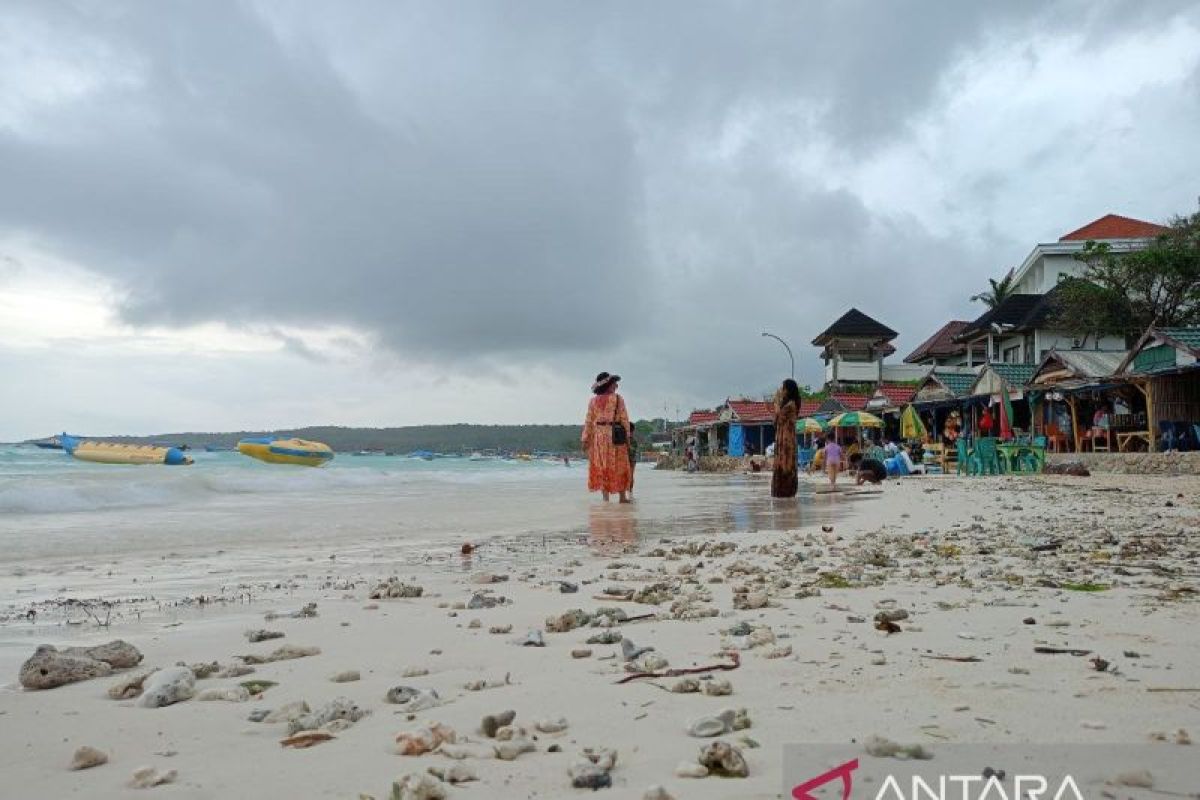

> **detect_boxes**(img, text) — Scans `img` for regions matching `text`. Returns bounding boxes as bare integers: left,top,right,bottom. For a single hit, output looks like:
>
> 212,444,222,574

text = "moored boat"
237,437,334,467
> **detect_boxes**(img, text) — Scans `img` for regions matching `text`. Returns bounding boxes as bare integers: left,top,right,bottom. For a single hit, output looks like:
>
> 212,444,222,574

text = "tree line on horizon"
84,421,671,454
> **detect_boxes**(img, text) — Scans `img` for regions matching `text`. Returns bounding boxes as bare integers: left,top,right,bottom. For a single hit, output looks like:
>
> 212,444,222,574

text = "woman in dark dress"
772,379,801,498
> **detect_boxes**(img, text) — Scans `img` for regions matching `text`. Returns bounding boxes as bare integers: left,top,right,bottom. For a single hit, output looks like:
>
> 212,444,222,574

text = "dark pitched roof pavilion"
811,308,897,346
957,285,1067,340
904,320,976,363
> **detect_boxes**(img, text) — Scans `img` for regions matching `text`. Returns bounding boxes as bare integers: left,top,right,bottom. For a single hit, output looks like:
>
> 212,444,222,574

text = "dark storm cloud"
0,0,1195,388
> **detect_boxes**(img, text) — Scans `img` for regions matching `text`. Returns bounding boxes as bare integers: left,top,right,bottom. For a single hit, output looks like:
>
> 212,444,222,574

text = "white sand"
1,471,1198,798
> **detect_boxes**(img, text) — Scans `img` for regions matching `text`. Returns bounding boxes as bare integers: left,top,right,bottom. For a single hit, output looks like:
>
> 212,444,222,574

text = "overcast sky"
2,1,1199,439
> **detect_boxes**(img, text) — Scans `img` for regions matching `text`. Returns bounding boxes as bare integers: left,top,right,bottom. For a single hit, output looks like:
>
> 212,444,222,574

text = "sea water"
0,445,848,617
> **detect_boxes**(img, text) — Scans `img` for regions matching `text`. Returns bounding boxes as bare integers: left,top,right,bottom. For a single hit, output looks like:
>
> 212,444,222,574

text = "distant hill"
83,424,586,454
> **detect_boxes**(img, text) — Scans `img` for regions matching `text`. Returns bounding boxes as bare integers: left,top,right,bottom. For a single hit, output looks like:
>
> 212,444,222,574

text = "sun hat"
591,372,621,393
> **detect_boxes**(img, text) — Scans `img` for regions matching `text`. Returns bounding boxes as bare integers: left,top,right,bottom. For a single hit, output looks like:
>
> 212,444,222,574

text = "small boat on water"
33,436,64,450
237,437,334,467
60,434,193,466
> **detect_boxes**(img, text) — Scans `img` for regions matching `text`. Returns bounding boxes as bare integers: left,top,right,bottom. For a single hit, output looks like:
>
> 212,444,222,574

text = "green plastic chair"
974,437,1002,475
956,438,980,475
1023,443,1046,473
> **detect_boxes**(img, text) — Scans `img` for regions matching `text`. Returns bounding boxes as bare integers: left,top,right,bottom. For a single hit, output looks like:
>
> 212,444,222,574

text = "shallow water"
0,446,859,629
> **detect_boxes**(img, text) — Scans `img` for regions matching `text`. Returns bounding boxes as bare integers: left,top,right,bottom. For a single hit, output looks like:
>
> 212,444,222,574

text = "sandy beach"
2,469,1198,799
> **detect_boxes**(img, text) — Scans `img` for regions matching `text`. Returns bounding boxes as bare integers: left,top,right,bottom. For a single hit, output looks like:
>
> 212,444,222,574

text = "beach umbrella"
827,411,883,428
998,391,1015,440
796,417,828,434
900,405,926,440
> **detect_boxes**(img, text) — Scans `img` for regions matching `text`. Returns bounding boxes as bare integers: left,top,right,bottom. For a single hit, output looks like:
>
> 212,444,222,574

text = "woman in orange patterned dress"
582,372,632,503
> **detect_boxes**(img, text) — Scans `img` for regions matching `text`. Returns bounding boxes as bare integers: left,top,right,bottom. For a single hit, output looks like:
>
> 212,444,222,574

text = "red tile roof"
1059,214,1168,242
687,410,718,426
827,392,869,410
727,399,774,423
877,382,916,406
903,320,971,363
798,399,822,417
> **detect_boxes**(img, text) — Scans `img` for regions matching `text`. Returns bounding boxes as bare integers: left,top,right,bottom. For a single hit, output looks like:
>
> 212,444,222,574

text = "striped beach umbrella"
796,417,828,434
900,405,927,440
827,411,883,428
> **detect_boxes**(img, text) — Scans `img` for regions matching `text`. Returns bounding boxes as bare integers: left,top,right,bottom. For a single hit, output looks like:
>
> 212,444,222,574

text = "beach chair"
797,447,814,469
974,437,1002,475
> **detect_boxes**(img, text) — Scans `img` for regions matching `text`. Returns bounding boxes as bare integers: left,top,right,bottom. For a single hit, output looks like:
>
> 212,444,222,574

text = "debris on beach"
239,644,321,664
265,602,318,620
480,709,516,737
370,579,424,599
19,641,144,690
239,679,277,695
386,686,441,710
288,697,368,735
217,664,255,678
108,670,154,699
546,608,590,632
697,740,749,777
329,670,360,683
464,673,512,691
139,667,196,708
517,630,545,647
262,700,310,724
69,746,109,771
568,747,618,789
536,716,569,733
196,686,250,702
184,660,220,678
686,707,751,738
129,766,177,788
427,763,477,785
280,731,335,749
864,735,933,760
245,629,284,642
395,722,456,755
675,761,709,778
391,772,449,800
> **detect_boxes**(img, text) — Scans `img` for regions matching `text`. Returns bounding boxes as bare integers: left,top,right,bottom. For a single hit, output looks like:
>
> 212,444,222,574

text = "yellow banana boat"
60,434,193,466
237,437,334,467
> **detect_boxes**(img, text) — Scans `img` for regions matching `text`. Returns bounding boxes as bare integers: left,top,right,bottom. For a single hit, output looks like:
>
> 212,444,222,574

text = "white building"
957,213,1167,366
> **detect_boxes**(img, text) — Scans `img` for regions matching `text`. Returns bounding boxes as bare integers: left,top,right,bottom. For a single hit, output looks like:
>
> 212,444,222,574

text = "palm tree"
971,269,1016,309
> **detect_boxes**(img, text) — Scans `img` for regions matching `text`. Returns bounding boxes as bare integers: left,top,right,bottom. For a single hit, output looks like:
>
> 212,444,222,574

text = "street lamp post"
761,331,794,379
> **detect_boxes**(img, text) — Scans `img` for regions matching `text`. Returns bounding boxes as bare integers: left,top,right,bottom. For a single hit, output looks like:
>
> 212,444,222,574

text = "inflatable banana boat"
60,434,193,466
237,437,334,467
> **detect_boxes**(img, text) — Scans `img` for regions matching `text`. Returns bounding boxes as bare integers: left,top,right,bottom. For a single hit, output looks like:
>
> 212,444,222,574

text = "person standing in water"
582,372,632,503
771,379,801,498
626,423,640,498
824,435,843,488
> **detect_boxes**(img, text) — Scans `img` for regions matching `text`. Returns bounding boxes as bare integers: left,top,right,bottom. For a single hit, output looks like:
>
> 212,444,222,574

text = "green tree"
1056,210,1200,338
970,268,1017,309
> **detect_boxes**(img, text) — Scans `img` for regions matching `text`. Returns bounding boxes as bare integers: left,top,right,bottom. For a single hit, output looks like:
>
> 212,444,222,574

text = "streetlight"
761,331,794,379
